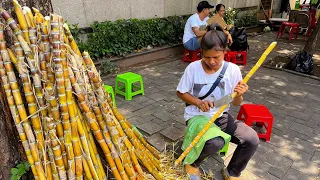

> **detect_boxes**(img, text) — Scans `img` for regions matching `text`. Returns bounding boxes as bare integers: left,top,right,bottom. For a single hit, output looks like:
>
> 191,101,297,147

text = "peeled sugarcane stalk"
68,67,122,180
174,42,278,166
0,25,46,180
50,14,76,180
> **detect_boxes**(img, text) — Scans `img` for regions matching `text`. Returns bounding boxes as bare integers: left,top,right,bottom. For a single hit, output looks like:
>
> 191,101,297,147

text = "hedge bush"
72,16,188,58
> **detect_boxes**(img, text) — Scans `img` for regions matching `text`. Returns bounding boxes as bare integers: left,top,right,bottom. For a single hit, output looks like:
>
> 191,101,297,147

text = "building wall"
52,0,258,27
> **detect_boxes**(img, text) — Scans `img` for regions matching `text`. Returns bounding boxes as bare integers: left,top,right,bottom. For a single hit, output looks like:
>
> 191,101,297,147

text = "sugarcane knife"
213,93,233,108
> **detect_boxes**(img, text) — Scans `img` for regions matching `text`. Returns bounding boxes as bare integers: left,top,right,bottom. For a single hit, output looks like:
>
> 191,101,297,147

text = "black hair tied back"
201,23,228,51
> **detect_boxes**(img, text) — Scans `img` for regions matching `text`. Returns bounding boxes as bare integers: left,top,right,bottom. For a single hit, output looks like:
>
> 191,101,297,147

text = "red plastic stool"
237,104,273,142
225,51,247,66
182,49,201,62
277,22,300,40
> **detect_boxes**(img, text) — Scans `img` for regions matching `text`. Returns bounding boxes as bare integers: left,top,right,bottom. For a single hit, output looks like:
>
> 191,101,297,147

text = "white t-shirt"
177,60,242,121
183,13,209,44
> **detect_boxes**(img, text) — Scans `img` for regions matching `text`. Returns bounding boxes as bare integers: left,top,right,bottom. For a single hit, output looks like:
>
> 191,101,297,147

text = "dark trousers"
190,112,260,177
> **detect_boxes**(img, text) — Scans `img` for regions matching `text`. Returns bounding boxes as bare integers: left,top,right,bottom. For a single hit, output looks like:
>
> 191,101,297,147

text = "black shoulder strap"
199,61,229,100
186,61,229,106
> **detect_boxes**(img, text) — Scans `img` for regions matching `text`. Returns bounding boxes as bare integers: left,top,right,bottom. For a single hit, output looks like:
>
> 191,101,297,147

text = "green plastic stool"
219,135,230,156
115,72,144,100
104,85,116,107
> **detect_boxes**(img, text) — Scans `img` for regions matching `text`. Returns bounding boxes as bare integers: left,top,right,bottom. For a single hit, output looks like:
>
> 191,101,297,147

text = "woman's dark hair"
201,23,228,51
215,4,225,12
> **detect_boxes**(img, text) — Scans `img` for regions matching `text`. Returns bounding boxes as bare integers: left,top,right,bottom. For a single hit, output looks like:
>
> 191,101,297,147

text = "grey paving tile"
160,126,184,142
290,122,314,136
291,151,319,176
311,151,320,165
283,167,303,180
290,138,317,155
260,151,293,172
268,167,286,179
136,121,164,135
146,133,166,152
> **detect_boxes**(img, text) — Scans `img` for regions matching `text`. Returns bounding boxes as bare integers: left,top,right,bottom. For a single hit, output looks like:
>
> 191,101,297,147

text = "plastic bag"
229,27,249,51
287,51,314,74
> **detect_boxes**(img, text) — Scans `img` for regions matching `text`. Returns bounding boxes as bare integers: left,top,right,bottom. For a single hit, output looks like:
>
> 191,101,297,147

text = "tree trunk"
0,80,21,180
303,16,320,52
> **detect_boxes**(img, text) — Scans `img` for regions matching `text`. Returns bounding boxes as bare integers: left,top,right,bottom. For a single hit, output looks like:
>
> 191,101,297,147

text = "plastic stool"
182,49,201,62
277,22,300,40
225,51,247,66
104,85,116,107
237,104,273,142
115,72,144,100
219,139,230,156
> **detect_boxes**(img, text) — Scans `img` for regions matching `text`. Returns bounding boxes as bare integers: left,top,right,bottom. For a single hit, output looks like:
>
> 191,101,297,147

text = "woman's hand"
196,100,214,112
234,80,248,97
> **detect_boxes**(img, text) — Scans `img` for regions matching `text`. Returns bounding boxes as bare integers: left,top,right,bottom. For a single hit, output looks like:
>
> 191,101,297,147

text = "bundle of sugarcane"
0,0,161,179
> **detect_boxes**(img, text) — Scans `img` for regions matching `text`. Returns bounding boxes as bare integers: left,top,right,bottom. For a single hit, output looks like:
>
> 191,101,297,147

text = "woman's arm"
223,29,233,44
177,91,213,112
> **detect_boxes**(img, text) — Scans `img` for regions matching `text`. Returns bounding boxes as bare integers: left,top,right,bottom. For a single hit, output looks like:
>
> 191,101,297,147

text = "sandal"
185,164,201,180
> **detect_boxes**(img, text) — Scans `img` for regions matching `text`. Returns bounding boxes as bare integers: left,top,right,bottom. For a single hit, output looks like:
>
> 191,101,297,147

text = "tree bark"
303,16,320,52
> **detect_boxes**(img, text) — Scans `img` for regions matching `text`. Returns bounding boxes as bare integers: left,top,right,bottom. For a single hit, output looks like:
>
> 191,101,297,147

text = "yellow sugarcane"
68,67,122,180
0,57,39,179
22,6,35,27
12,0,30,45
174,42,277,166
50,14,76,179
82,52,159,177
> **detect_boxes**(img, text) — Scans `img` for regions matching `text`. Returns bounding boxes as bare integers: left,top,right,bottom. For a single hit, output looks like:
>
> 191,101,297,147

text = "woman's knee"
243,127,260,148
206,136,225,150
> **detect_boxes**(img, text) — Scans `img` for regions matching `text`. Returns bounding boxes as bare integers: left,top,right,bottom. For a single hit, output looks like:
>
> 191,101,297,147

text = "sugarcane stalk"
50,14,76,179
82,52,159,177
22,6,35,27
75,104,101,180
174,42,277,166
0,56,39,179
48,146,60,180
81,117,106,180
63,23,81,56
47,117,68,179
68,67,122,180
12,0,30,45
45,82,68,168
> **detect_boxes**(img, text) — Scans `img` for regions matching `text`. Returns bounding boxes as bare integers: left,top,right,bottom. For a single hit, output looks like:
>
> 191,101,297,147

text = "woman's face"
217,6,225,17
202,49,226,70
